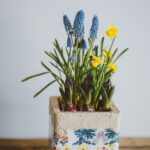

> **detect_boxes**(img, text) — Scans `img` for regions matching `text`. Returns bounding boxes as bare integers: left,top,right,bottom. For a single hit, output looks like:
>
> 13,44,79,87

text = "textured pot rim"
50,96,120,114
50,96,120,133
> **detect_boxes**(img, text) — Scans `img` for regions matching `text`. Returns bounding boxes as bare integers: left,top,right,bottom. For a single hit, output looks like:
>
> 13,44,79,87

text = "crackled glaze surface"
51,128,119,150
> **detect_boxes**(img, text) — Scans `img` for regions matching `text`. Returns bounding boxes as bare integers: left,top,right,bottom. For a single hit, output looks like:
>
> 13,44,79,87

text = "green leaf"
93,72,104,104
86,89,92,105
101,86,108,102
34,80,56,97
45,51,63,68
59,87,68,104
79,87,87,102
108,37,115,52
53,48,66,66
54,39,61,51
45,50,72,77
41,61,51,72
21,72,49,82
97,65,105,86
93,45,98,56
41,61,64,86
45,51,56,60
49,61,64,74
113,48,129,62
108,86,115,101
45,51,60,65
81,42,93,69
45,51,67,74
77,68,94,82
104,70,112,81
110,48,118,61
53,39,67,66
100,37,104,56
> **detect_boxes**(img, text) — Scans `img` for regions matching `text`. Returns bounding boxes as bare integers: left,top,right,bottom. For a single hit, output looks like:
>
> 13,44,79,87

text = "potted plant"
22,10,128,150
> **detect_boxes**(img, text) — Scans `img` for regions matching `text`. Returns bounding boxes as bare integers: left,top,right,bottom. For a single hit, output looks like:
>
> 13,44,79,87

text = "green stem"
109,37,115,52
73,40,79,105
105,37,116,72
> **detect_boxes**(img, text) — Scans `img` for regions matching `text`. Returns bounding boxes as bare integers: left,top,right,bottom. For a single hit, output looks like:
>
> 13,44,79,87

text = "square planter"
49,96,120,150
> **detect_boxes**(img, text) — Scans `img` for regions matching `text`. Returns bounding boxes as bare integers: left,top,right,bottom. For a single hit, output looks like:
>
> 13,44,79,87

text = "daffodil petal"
106,24,119,39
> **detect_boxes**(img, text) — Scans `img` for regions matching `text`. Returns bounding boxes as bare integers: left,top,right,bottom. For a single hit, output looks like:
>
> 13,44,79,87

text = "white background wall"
0,0,150,138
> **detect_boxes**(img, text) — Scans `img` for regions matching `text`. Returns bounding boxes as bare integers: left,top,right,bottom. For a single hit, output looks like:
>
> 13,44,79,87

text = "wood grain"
0,138,150,150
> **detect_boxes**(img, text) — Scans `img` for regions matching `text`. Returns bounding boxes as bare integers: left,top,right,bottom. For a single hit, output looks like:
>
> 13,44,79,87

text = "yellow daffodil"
97,147,101,150
63,145,71,150
92,55,104,68
108,63,118,73
78,144,88,150
103,49,113,58
105,24,119,39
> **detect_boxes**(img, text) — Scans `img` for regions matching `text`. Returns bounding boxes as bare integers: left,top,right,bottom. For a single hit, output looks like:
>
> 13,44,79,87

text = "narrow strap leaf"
109,37,115,52
21,72,49,82
45,51,58,63
110,48,118,61
59,87,68,104
104,70,112,81
41,61,64,85
34,80,56,98
93,45,98,56
93,72,104,104
45,51,69,76
100,37,104,57
101,85,108,102
108,86,115,101
113,48,129,62
79,87,87,101
41,61,51,72
77,68,94,81
53,40,68,66
49,61,64,73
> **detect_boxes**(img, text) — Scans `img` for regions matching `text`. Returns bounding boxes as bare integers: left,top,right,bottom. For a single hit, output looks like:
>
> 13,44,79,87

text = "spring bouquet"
22,10,128,112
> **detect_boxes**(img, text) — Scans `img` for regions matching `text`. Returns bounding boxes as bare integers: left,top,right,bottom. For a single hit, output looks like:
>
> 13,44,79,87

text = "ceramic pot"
49,96,120,150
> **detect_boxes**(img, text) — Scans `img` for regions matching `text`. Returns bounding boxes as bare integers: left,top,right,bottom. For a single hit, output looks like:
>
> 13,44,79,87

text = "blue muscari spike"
81,39,87,50
63,15,72,33
73,10,84,39
89,15,99,41
67,36,72,48
72,53,77,62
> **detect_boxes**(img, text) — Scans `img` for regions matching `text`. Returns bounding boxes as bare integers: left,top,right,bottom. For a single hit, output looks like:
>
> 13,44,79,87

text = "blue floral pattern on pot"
73,129,96,145
52,128,119,150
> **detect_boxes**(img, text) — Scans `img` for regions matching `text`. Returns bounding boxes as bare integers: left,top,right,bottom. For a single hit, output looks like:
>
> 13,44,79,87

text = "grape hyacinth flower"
72,53,77,62
67,36,72,48
89,15,99,41
73,10,84,39
63,15,72,34
81,39,87,50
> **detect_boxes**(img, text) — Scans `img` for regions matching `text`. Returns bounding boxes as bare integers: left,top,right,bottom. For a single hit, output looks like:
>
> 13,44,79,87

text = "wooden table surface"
0,138,150,150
